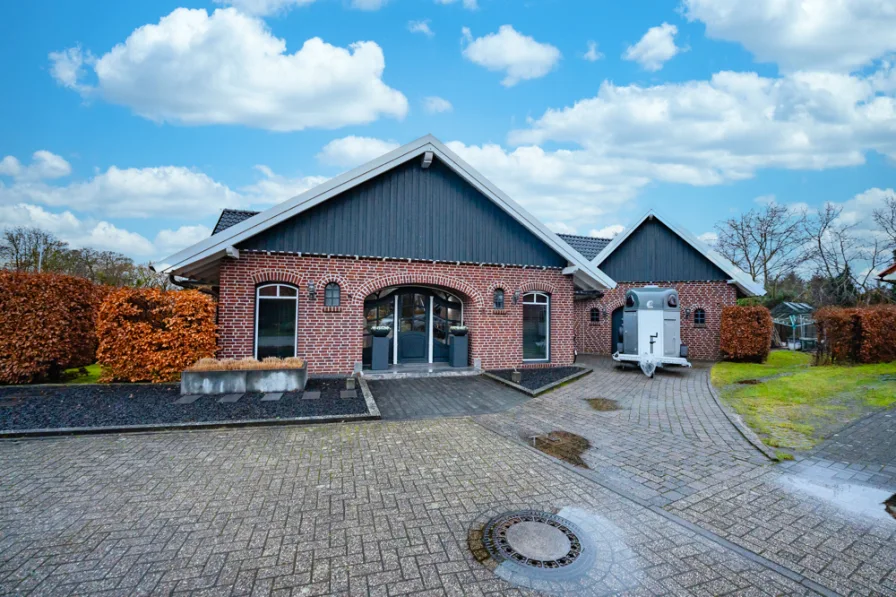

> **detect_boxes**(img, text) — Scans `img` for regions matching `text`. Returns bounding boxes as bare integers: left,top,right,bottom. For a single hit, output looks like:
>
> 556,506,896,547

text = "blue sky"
1,0,894,263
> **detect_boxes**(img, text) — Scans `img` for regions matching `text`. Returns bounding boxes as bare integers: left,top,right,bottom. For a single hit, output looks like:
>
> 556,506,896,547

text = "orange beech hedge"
815,305,896,364
719,306,773,363
0,271,104,384
97,288,217,383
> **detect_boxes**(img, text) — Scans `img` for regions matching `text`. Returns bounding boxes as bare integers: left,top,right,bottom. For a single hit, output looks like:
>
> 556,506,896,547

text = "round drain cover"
482,510,584,570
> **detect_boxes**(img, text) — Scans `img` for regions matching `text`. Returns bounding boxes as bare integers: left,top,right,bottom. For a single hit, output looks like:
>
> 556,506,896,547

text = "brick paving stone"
1,419,811,596
367,376,529,420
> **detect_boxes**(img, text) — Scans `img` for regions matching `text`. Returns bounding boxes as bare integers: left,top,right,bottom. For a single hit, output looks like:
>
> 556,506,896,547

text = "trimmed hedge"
0,271,104,384
815,305,896,364
97,288,217,383
720,306,773,363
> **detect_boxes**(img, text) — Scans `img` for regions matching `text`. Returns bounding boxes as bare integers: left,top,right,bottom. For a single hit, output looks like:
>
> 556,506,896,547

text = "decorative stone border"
482,365,591,397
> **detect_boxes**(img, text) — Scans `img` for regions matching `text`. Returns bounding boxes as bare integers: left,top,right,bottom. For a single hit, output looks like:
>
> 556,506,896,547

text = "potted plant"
370,326,391,370
449,326,469,367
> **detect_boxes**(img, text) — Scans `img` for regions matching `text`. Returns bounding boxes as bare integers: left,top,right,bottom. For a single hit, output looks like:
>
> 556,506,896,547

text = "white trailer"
612,286,691,377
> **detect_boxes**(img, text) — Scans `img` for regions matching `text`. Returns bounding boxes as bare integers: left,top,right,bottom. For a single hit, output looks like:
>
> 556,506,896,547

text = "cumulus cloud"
49,8,408,132
510,69,896,183
408,19,434,37
623,23,682,71
583,41,603,62
154,225,213,255
461,25,561,87
682,0,896,72
316,136,401,168
590,224,624,238
351,0,388,10
0,151,72,181
698,231,718,244
214,0,316,16
240,165,328,205
423,96,453,113
435,0,478,10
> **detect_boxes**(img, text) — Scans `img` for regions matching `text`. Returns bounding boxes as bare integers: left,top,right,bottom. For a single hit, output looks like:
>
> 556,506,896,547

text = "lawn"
62,363,103,384
712,351,896,452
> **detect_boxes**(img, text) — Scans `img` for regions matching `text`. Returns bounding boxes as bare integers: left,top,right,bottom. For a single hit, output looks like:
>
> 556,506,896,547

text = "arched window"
522,292,550,361
493,288,505,310
590,308,600,323
255,284,298,359
693,308,706,326
324,282,341,307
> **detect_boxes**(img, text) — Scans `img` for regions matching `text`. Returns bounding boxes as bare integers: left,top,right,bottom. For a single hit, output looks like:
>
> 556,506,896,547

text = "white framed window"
255,283,298,359
522,292,550,361
324,282,341,307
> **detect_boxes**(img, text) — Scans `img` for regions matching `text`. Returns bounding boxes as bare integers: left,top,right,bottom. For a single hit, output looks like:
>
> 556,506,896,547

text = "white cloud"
214,0,316,16
683,0,896,73
461,25,561,87
50,8,408,132
583,41,603,62
591,224,624,238
316,136,400,168
510,69,896,183
351,0,388,10
623,23,682,71
698,231,718,244
0,203,156,256
48,46,92,93
408,20,434,37
546,221,578,234
435,0,478,10
423,96,453,113
240,165,328,205
0,151,72,181
154,225,213,255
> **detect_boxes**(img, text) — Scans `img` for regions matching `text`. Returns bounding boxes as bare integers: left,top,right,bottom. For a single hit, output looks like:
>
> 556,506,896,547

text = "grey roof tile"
212,209,260,235
557,234,612,261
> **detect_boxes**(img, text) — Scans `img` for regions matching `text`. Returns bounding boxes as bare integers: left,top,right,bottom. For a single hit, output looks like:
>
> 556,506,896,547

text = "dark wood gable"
238,156,567,267
599,218,728,283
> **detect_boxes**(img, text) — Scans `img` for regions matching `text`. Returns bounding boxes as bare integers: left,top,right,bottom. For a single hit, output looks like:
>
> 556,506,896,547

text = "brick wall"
574,281,737,361
219,253,575,374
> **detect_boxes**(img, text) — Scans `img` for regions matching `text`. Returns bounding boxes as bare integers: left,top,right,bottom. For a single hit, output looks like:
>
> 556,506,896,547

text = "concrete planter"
371,335,390,371
449,333,469,368
181,363,307,395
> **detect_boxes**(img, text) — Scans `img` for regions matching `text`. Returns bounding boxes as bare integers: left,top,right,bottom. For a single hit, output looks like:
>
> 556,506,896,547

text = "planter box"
181,363,308,395
449,334,469,368
371,335,390,371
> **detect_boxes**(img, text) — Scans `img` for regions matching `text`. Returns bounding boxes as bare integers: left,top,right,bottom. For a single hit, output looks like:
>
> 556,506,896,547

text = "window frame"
324,282,341,307
590,307,600,323
254,283,299,359
522,291,550,362
493,288,505,310
693,308,706,327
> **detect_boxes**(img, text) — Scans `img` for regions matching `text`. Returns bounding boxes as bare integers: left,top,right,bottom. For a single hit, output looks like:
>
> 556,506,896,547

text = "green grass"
713,354,896,451
62,363,103,384
711,350,812,386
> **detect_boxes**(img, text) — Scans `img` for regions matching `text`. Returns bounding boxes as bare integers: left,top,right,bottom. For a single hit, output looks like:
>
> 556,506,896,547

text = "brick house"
162,136,764,374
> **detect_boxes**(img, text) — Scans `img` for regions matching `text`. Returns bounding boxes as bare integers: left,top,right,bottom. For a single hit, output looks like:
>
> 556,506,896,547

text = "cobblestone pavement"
366,377,528,421
0,421,811,597
478,356,896,596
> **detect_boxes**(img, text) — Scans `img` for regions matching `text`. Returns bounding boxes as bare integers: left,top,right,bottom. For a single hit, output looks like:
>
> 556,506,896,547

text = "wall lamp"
684,307,691,319
512,290,521,305
307,281,317,301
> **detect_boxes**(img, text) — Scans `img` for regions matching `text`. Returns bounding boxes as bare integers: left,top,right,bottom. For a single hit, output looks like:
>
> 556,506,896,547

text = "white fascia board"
163,134,616,291
592,209,766,297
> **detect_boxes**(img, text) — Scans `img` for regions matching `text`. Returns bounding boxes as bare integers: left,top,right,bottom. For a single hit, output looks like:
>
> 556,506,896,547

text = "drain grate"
482,510,584,570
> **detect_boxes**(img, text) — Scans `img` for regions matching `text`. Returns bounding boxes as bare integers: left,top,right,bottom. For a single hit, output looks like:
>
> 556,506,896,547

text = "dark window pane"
494,289,504,309
258,285,277,296
257,299,296,359
523,303,548,360
279,286,297,297
324,283,340,307
590,308,600,322
694,309,706,325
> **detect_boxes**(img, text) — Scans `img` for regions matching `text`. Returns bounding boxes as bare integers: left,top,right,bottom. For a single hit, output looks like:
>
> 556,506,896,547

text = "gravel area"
487,366,587,391
0,379,368,432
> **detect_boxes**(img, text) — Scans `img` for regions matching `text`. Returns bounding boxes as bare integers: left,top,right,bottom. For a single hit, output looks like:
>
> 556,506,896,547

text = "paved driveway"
1,357,894,596
366,376,528,420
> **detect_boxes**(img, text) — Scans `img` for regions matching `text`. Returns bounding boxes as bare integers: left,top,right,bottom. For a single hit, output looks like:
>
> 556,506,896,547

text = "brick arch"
317,275,354,301
518,280,558,296
485,281,512,308
353,273,484,308
251,270,302,288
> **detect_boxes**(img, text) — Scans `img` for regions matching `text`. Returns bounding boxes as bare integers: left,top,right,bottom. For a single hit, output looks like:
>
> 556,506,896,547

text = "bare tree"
873,194,896,251
0,227,69,272
713,203,808,298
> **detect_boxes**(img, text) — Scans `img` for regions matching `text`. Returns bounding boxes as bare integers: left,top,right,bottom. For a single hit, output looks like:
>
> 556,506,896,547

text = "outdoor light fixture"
513,290,521,304
307,281,317,300
684,307,691,319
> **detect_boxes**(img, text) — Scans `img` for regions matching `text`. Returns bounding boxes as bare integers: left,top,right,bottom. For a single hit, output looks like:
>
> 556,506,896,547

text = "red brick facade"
574,281,737,361
219,252,576,374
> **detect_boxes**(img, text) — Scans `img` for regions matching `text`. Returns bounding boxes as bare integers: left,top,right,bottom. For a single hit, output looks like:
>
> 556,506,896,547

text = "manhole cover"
482,511,584,570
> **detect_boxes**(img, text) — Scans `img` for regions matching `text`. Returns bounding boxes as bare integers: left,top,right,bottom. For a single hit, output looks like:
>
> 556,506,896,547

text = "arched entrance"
362,286,464,366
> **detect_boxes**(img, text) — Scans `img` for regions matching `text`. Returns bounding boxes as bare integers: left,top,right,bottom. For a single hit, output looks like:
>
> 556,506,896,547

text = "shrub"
0,271,104,384
720,306,773,363
97,288,217,382
815,305,896,364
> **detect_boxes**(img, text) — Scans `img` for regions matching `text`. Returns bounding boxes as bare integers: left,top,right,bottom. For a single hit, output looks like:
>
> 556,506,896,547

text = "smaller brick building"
163,137,764,374
561,212,765,361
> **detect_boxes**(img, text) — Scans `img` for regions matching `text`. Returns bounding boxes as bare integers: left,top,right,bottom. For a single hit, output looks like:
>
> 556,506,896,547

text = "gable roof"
212,209,259,235
879,262,896,282
557,234,612,261
162,135,616,291
592,210,766,297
